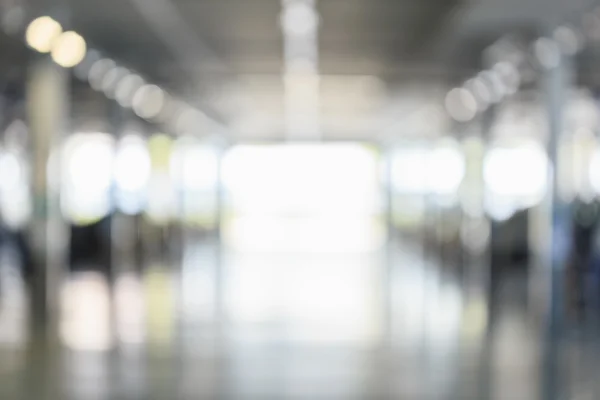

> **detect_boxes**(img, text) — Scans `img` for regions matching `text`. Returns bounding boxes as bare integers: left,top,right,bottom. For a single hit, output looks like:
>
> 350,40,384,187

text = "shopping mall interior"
0,0,600,398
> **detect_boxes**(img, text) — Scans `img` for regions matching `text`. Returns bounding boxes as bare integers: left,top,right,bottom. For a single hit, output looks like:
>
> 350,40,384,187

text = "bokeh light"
51,31,86,68
114,135,152,193
115,73,145,108
280,1,319,37
25,16,62,53
445,88,477,122
133,84,166,120
88,59,116,90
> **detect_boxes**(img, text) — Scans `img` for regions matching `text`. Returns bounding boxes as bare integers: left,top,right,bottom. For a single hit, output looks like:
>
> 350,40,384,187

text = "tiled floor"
0,239,597,399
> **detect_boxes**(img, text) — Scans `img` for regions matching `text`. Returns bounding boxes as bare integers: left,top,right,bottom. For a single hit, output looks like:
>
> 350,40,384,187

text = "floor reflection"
1,237,600,399
223,251,382,345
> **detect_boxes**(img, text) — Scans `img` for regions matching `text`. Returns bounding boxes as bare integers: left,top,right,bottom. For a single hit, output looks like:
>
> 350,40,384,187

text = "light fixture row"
24,15,220,136
445,6,600,123
25,16,86,67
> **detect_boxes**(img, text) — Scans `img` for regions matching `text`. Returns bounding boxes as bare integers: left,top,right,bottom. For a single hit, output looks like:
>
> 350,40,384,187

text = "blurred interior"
1,0,600,398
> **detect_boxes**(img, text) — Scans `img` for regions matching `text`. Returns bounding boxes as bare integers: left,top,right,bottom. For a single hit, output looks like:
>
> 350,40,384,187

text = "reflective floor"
0,238,598,399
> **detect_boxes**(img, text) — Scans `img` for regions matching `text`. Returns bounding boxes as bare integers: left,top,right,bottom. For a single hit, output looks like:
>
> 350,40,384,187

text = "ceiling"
2,0,595,139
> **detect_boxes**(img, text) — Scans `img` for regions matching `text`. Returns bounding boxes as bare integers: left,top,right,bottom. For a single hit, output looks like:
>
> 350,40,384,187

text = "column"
26,57,69,331
542,43,573,333
461,117,491,302
533,32,574,400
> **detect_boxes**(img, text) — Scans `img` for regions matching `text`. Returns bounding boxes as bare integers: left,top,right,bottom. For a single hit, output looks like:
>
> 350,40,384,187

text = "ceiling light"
25,16,62,53
51,31,86,68
102,67,129,98
534,37,561,69
88,59,116,90
493,62,521,95
478,70,505,103
115,74,145,108
281,1,319,37
445,88,477,122
132,85,165,120
465,78,491,111
73,49,101,81
553,25,581,56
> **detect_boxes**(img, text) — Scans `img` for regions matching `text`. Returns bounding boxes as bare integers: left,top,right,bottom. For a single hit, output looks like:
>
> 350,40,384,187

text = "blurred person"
69,215,113,280
567,197,600,314
488,208,530,314
0,222,32,283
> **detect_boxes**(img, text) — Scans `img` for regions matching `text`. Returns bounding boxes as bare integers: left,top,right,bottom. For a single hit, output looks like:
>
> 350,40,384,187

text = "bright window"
221,143,384,253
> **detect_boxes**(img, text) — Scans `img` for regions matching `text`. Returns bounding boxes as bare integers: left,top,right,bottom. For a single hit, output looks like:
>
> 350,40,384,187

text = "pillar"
542,43,573,333
461,111,492,316
26,57,69,330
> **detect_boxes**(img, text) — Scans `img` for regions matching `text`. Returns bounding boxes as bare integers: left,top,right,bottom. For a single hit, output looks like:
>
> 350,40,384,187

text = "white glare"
484,142,548,199
223,144,379,216
60,273,112,351
25,16,62,53
65,138,113,192
51,31,86,68
62,133,115,224
391,148,428,193
589,148,600,195
180,147,219,191
427,144,466,195
114,136,151,192
114,275,146,345
0,151,23,192
445,88,477,122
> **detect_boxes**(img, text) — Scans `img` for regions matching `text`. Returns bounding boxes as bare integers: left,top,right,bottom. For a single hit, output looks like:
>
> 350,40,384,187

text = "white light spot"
478,70,506,103
281,1,319,37
115,74,145,108
88,59,116,91
102,67,129,99
589,148,600,195
0,151,23,192
484,142,548,198
493,62,521,95
51,31,86,68
554,25,580,55
445,88,477,122
25,16,62,53
178,146,219,191
114,136,151,192
132,84,165,120
61,133,115,224
534,37,561,69
427,142,466,195
465,78,492,111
